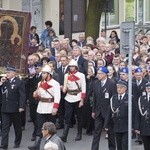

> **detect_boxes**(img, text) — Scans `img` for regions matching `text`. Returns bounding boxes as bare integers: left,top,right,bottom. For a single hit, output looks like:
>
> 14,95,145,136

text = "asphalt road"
0,112,144,150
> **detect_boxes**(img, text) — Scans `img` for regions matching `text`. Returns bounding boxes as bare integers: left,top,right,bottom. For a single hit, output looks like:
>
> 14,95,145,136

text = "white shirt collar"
10,77,15,83
118,93,125,100
74,56,80,61
101,77,107,86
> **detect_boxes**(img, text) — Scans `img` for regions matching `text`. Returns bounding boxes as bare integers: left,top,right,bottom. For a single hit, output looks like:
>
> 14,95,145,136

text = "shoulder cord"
138,97,147,116
110,97,119,113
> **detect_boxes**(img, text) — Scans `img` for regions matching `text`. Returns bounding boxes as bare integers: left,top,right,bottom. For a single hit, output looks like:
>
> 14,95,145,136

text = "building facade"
0,0,150,37
101,0,150,28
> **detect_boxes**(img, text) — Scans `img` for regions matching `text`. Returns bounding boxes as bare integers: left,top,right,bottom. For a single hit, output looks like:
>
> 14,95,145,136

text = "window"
101,0,119,27
135,0,150,24
125,0,135,21
145,0,150,22
0,0,2,8
22,0,43,34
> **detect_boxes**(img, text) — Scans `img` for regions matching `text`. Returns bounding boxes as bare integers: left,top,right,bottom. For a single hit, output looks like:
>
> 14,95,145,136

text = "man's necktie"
137,80,140,86
62,67,65,74
36,74,39,78
118,95,122,104
101,81,104,87
119,95,122,101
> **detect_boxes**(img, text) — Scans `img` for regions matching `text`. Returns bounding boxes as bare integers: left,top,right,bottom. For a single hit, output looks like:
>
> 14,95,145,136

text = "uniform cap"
134,67,142,73
35,62,43,68
117,80,128,87
97,66,109,74
41,65,51,74
120,67,128,74
6,66,17,72
68,59,78,67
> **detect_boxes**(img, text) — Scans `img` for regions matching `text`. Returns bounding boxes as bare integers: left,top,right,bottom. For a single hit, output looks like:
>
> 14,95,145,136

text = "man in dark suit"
49,61,60,83
72,46,87,74
135,82,150,150
104,80,136,150
56,56,68,129
91,66,116,150
26,62,42,141
132,67,148,144
0,67,26,149
133,67,148,101
77,33,86,47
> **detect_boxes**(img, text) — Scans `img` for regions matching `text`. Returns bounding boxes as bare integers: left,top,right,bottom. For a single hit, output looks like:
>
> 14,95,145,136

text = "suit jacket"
135,94,150,136
47,134,66,150
1,77,26,113
56,66,68,86
77,55,87,74
104,93,136,133
92,78,117,118
132,78,148,101
77,40,86,47
56,66,69,99
52,71,60,83
26,74,42,104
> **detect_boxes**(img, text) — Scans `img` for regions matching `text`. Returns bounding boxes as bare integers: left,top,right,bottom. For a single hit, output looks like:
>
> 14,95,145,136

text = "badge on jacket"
105,92,109,99
11,84,15,89
142,92,146,96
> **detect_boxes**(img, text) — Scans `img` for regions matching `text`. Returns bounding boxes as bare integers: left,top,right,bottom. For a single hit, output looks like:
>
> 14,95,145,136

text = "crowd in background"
25,20,150,150
0,19,150,150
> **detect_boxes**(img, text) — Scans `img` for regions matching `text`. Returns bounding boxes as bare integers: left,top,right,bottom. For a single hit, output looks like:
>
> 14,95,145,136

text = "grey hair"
42,122,57,135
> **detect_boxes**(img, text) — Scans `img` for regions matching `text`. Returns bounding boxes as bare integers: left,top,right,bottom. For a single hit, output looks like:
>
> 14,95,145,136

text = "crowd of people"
0,20,150,150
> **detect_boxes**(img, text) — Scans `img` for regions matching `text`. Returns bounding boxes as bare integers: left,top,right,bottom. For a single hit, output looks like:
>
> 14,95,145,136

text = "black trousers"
36,113,56,136
115,132,128,150
20,109,26,127
1,112,22,146
57,96,65,126
29,103,38,137
64,101,83,126
91,113,116,150
0,104,2,130
142,136,150,150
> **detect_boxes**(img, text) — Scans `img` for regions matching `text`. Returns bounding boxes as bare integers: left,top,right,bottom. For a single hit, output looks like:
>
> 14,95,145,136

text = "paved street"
1,111,144,150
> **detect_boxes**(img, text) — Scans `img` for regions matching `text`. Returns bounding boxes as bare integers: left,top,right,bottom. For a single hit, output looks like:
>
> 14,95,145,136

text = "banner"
0,10,31,73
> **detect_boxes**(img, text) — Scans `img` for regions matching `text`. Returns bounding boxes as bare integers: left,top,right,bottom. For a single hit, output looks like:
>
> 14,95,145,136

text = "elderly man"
72,46,86,74
91,66,116,150
104,80,136,150
0,67,26,149
135,82,150,150
104,43,114,65
42,122,65,150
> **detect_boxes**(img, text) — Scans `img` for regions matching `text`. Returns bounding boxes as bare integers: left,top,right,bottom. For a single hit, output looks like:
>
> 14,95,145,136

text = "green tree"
85,0,106,41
